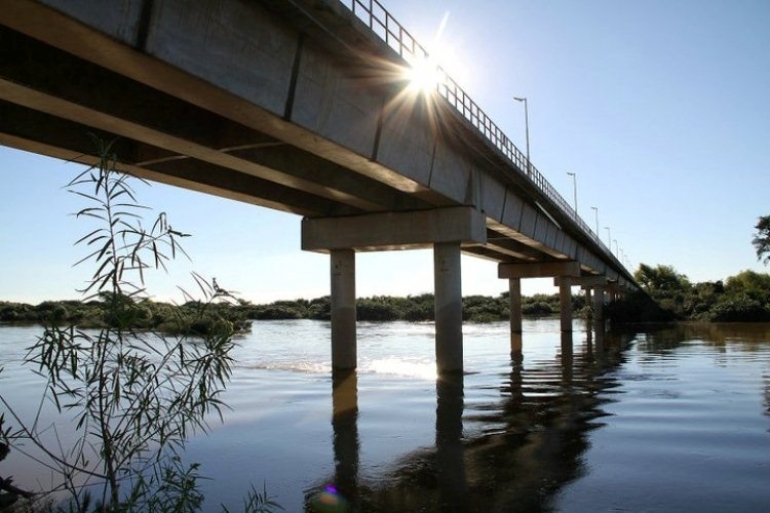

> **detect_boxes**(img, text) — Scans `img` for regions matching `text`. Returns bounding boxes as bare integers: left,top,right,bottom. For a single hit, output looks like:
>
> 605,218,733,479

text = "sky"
1,0,769,305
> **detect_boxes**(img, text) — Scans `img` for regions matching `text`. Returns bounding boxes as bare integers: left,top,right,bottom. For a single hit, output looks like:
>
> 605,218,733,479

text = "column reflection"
435,372,468,512
331,368,359,507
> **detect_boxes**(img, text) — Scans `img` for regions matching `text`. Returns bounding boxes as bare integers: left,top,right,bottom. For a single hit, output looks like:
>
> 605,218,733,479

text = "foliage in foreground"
0,138,279,512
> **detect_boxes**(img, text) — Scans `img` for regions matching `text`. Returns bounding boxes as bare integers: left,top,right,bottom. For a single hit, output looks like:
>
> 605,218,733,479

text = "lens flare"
404,54,442,94
310,484,349,512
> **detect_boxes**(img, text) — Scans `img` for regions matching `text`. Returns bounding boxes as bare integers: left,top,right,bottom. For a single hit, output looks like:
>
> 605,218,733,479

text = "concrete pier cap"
498,261,582,335
301,206,487,252
302,206,487,373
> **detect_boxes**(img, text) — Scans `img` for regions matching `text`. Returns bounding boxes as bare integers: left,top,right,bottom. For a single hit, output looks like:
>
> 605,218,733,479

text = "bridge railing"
344,0,616,262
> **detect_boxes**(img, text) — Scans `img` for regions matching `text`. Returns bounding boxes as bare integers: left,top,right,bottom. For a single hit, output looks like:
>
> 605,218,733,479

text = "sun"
404,53,443,94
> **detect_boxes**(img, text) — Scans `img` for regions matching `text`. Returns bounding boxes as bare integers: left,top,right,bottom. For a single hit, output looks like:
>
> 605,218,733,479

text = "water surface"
1,320,768,512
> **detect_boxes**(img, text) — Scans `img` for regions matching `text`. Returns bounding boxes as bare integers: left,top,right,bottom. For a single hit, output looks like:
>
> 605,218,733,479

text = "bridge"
0,0,637,373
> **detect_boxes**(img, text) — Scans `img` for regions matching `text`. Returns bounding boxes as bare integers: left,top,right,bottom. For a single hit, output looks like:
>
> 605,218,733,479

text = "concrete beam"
302,207,487,252
553,275,609,288
498,261,580,279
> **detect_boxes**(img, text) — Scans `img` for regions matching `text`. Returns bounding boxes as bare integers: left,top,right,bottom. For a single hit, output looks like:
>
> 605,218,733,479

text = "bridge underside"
0,0,604,269
0,0,635,373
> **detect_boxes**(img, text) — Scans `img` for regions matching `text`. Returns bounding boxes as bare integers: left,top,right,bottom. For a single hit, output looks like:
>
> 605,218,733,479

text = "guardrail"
343,0,617,262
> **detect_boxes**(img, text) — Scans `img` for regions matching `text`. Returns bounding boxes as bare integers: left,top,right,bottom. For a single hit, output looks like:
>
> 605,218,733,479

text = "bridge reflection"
306,330,632,512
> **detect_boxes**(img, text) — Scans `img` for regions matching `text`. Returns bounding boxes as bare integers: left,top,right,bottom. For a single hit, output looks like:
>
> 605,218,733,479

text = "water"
1,320,769,512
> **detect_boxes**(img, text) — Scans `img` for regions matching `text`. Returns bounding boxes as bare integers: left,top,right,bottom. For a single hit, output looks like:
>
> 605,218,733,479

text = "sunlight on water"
360,357,437,380
240,360,332,374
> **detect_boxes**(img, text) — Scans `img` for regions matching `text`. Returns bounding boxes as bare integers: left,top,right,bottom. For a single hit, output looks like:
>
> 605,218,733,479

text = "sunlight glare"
404,53,442,94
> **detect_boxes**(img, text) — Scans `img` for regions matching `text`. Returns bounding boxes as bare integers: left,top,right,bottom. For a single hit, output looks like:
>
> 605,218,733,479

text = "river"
1,319,769,512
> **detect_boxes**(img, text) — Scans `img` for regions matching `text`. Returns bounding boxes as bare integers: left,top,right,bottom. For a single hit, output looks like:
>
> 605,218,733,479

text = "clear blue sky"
1,0,769,304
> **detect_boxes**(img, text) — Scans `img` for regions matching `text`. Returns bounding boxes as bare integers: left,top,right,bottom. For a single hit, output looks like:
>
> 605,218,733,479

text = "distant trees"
634,264,692,315
752,215,770,264
632,263,770,322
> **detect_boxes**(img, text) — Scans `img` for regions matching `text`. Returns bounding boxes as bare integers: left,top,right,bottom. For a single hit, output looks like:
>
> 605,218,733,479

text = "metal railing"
343,0,617,263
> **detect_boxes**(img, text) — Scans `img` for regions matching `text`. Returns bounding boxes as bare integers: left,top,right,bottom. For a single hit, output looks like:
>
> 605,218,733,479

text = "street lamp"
605,226,611,248
591,206,599,236
566,172,577,217
513,97,530,175
613,239,619,257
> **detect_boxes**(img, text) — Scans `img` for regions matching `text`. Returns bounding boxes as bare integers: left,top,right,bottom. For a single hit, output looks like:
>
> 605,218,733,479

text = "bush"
708,296,770,322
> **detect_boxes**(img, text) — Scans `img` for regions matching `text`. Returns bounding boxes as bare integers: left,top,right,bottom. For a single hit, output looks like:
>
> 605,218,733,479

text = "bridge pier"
508,278,523,354
559,276,573,332
570,276,610,332
434,242,463,373
331,249,357,370
592,284,606,331
303,207,486,373
499,261,581,340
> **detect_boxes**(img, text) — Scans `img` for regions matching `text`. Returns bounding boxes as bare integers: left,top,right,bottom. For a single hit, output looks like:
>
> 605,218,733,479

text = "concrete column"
434,242,463,373
584,288,592,319
508,278,523,354
593,285,605,332
559,276,573,332
331,249,356,370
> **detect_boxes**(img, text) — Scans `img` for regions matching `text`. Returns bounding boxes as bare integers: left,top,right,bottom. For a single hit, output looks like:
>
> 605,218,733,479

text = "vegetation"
0,295,251,334
616,264,770,322
1,292,587,326
752,215,770,265
4,264,770,328
0,138,279,512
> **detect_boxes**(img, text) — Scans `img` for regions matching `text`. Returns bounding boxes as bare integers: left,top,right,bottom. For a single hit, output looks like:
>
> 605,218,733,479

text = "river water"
1,319,769,512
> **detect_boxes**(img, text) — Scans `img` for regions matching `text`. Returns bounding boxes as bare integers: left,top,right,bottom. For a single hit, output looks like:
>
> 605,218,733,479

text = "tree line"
0,291,584,328
0,265,766,328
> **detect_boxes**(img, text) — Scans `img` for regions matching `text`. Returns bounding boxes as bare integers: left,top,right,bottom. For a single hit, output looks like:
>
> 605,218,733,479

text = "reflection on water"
2,321,769,512
305,328,636,512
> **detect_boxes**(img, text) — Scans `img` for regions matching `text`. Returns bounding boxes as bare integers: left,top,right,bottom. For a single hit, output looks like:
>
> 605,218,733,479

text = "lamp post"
613,239,619,257
566,172,577,217
605,226,611,248
513,97,530,175
591,206,599,236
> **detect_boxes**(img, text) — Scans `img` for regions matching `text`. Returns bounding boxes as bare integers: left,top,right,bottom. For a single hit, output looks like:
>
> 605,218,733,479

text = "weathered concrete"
508,278,523,354
508,278,523,335
593,285,605,331
559,276,573,332
434,242,463,373
0,0,638,284
331,249,356,369
498,261,581,279
302,206,487,252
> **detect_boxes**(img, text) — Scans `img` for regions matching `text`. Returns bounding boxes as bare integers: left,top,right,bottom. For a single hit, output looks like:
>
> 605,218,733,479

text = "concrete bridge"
0,0,637,373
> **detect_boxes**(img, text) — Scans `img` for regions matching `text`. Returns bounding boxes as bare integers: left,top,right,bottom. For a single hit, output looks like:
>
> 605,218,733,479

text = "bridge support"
559,276,573,332
499,261,581,337
562,275,610,333
303,207,486,373
331,249,357,370
508,278,523,354
434,242,463,374
592,285,606,332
